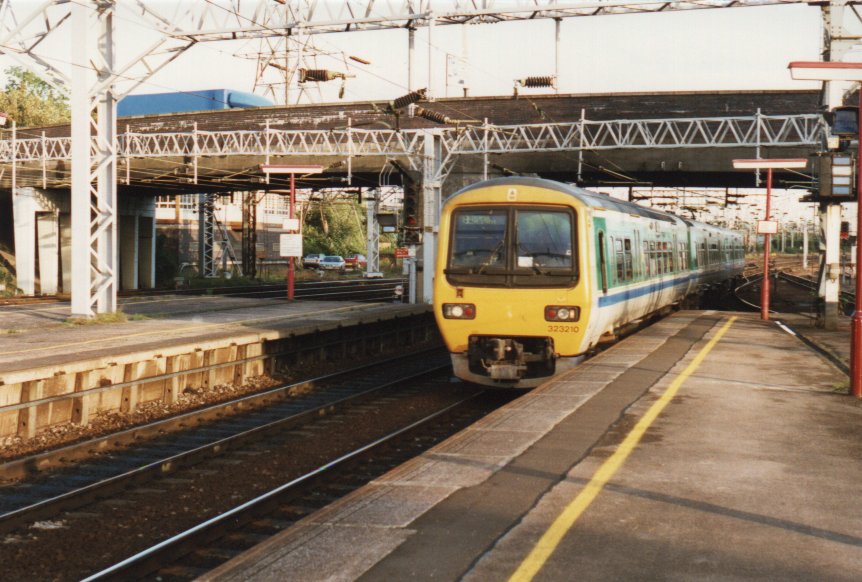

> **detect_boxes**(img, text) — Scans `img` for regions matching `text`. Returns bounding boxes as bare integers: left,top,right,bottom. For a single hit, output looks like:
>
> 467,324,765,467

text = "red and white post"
259,164,324,302
732,158,807,322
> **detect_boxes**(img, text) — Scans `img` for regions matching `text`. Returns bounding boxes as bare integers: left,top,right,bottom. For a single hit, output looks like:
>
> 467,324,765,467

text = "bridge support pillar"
120,215,139,291
139,215,155,289
12,187,67,296
13,189,156,295
119,197,156,291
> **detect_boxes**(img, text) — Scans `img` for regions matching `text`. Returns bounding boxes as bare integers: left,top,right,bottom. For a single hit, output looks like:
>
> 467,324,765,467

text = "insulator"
390,88,427,110
415,107,450,124
349,55,371,65
517,75,555,88
299,68,346,83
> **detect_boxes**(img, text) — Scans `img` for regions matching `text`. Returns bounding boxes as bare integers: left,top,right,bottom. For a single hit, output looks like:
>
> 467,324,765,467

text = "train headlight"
545,305,580,322
443,303,476,319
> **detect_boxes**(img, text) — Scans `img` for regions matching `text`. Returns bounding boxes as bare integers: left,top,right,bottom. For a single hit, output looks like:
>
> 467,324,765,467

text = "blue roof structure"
118,89,272,117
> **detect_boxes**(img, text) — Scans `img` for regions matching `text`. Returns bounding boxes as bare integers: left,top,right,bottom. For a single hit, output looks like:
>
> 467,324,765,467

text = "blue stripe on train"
597,273,699,308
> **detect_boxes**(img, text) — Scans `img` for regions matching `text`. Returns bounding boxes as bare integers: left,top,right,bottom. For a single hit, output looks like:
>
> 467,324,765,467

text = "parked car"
319,255,346,271
302,253,326,269
344,253,367,270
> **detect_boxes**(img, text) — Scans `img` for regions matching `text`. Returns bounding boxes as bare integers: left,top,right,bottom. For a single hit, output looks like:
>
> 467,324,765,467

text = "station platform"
0,297,427,377
206,310,860,582
0,297,432,443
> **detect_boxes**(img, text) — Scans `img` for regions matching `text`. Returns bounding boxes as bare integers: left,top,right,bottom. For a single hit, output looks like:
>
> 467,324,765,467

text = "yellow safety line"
0,304,366,357
509,316,737,582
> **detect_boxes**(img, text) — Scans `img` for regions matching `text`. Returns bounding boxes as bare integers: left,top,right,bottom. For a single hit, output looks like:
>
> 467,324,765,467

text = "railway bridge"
0,89,825,303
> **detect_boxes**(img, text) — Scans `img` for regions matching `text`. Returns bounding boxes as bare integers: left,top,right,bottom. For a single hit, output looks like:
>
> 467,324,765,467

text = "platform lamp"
731,158,808,322
789,60,862,398
259,164,324,301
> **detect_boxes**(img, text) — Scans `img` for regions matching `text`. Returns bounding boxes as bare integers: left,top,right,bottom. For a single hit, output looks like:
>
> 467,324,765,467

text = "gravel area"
0,375,281,463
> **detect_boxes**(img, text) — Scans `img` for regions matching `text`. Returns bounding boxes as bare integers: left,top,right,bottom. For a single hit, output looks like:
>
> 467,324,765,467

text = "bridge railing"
449,114,825,153
0,113,825,164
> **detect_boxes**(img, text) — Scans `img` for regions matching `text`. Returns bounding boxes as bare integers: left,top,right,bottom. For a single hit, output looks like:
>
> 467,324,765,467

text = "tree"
0,67,70,127
301,198,366,256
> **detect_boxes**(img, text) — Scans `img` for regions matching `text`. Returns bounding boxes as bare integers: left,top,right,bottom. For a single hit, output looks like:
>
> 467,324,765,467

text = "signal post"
789,60,862,398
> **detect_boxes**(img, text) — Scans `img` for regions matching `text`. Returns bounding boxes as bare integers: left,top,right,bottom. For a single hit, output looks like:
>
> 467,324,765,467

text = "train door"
597,231,608,294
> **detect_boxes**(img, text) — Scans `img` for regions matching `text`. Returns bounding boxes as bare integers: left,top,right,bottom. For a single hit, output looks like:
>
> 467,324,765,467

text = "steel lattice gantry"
0,0,198,315
0,0,851,311
0,113,826,179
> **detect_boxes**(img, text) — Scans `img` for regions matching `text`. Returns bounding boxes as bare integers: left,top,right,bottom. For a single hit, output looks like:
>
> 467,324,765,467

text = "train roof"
451,177,736,234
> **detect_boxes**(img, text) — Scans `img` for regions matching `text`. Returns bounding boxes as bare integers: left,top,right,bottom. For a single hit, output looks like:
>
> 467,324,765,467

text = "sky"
0,2,821,103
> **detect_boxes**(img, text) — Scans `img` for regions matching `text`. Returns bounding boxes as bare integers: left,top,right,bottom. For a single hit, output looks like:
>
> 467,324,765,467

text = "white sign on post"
279,234,303,257
757,220,778,235
283,218,300,232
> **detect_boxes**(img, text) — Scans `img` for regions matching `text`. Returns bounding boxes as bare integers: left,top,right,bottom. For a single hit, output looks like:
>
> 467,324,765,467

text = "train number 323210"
547,325,579,333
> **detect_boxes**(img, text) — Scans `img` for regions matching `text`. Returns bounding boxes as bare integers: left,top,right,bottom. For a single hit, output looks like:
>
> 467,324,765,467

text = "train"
433,177,745,388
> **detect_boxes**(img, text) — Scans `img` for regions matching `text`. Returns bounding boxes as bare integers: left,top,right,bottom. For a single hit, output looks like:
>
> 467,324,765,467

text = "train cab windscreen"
446,206,577,287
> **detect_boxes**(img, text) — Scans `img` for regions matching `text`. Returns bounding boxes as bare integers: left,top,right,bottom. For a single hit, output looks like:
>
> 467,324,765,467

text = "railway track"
87,387,510,582
0,349,513,581
0,278,408,308
733,271,854,316
123,277,407,303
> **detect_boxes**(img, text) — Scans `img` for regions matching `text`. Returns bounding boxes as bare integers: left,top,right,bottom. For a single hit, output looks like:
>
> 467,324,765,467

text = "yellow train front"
434,177,744,388
434,178,594,388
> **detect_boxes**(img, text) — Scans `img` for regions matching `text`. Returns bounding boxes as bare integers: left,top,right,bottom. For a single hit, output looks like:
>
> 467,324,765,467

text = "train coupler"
467,336,555,382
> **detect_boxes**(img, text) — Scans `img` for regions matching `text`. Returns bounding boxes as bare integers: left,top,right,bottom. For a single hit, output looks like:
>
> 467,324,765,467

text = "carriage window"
449,209,508,270
447,206,577,288
623,239,633,280
643,241,651,276
614,238,624,281
516,210,573,269
649,241,658,275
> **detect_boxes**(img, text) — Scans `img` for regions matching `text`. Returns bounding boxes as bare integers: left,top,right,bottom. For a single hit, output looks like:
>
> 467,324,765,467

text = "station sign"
279,234,303,257
394,247,410,258
282,218,300,232
757,220,778,235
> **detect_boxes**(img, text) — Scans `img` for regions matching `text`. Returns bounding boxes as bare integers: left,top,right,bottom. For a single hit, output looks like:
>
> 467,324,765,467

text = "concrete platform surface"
0,298,428,378
205,311,859,582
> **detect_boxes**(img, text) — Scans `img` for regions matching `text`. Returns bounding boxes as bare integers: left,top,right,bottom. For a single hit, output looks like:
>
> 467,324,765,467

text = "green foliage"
0,250,21,297
302,201,366,256
0,261,20,298
0,66,70,127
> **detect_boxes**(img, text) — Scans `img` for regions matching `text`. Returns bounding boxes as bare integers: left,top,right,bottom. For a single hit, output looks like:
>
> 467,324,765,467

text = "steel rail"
733,275,774,314
81,388,480,582
0,349,450,533
777,272,855,307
